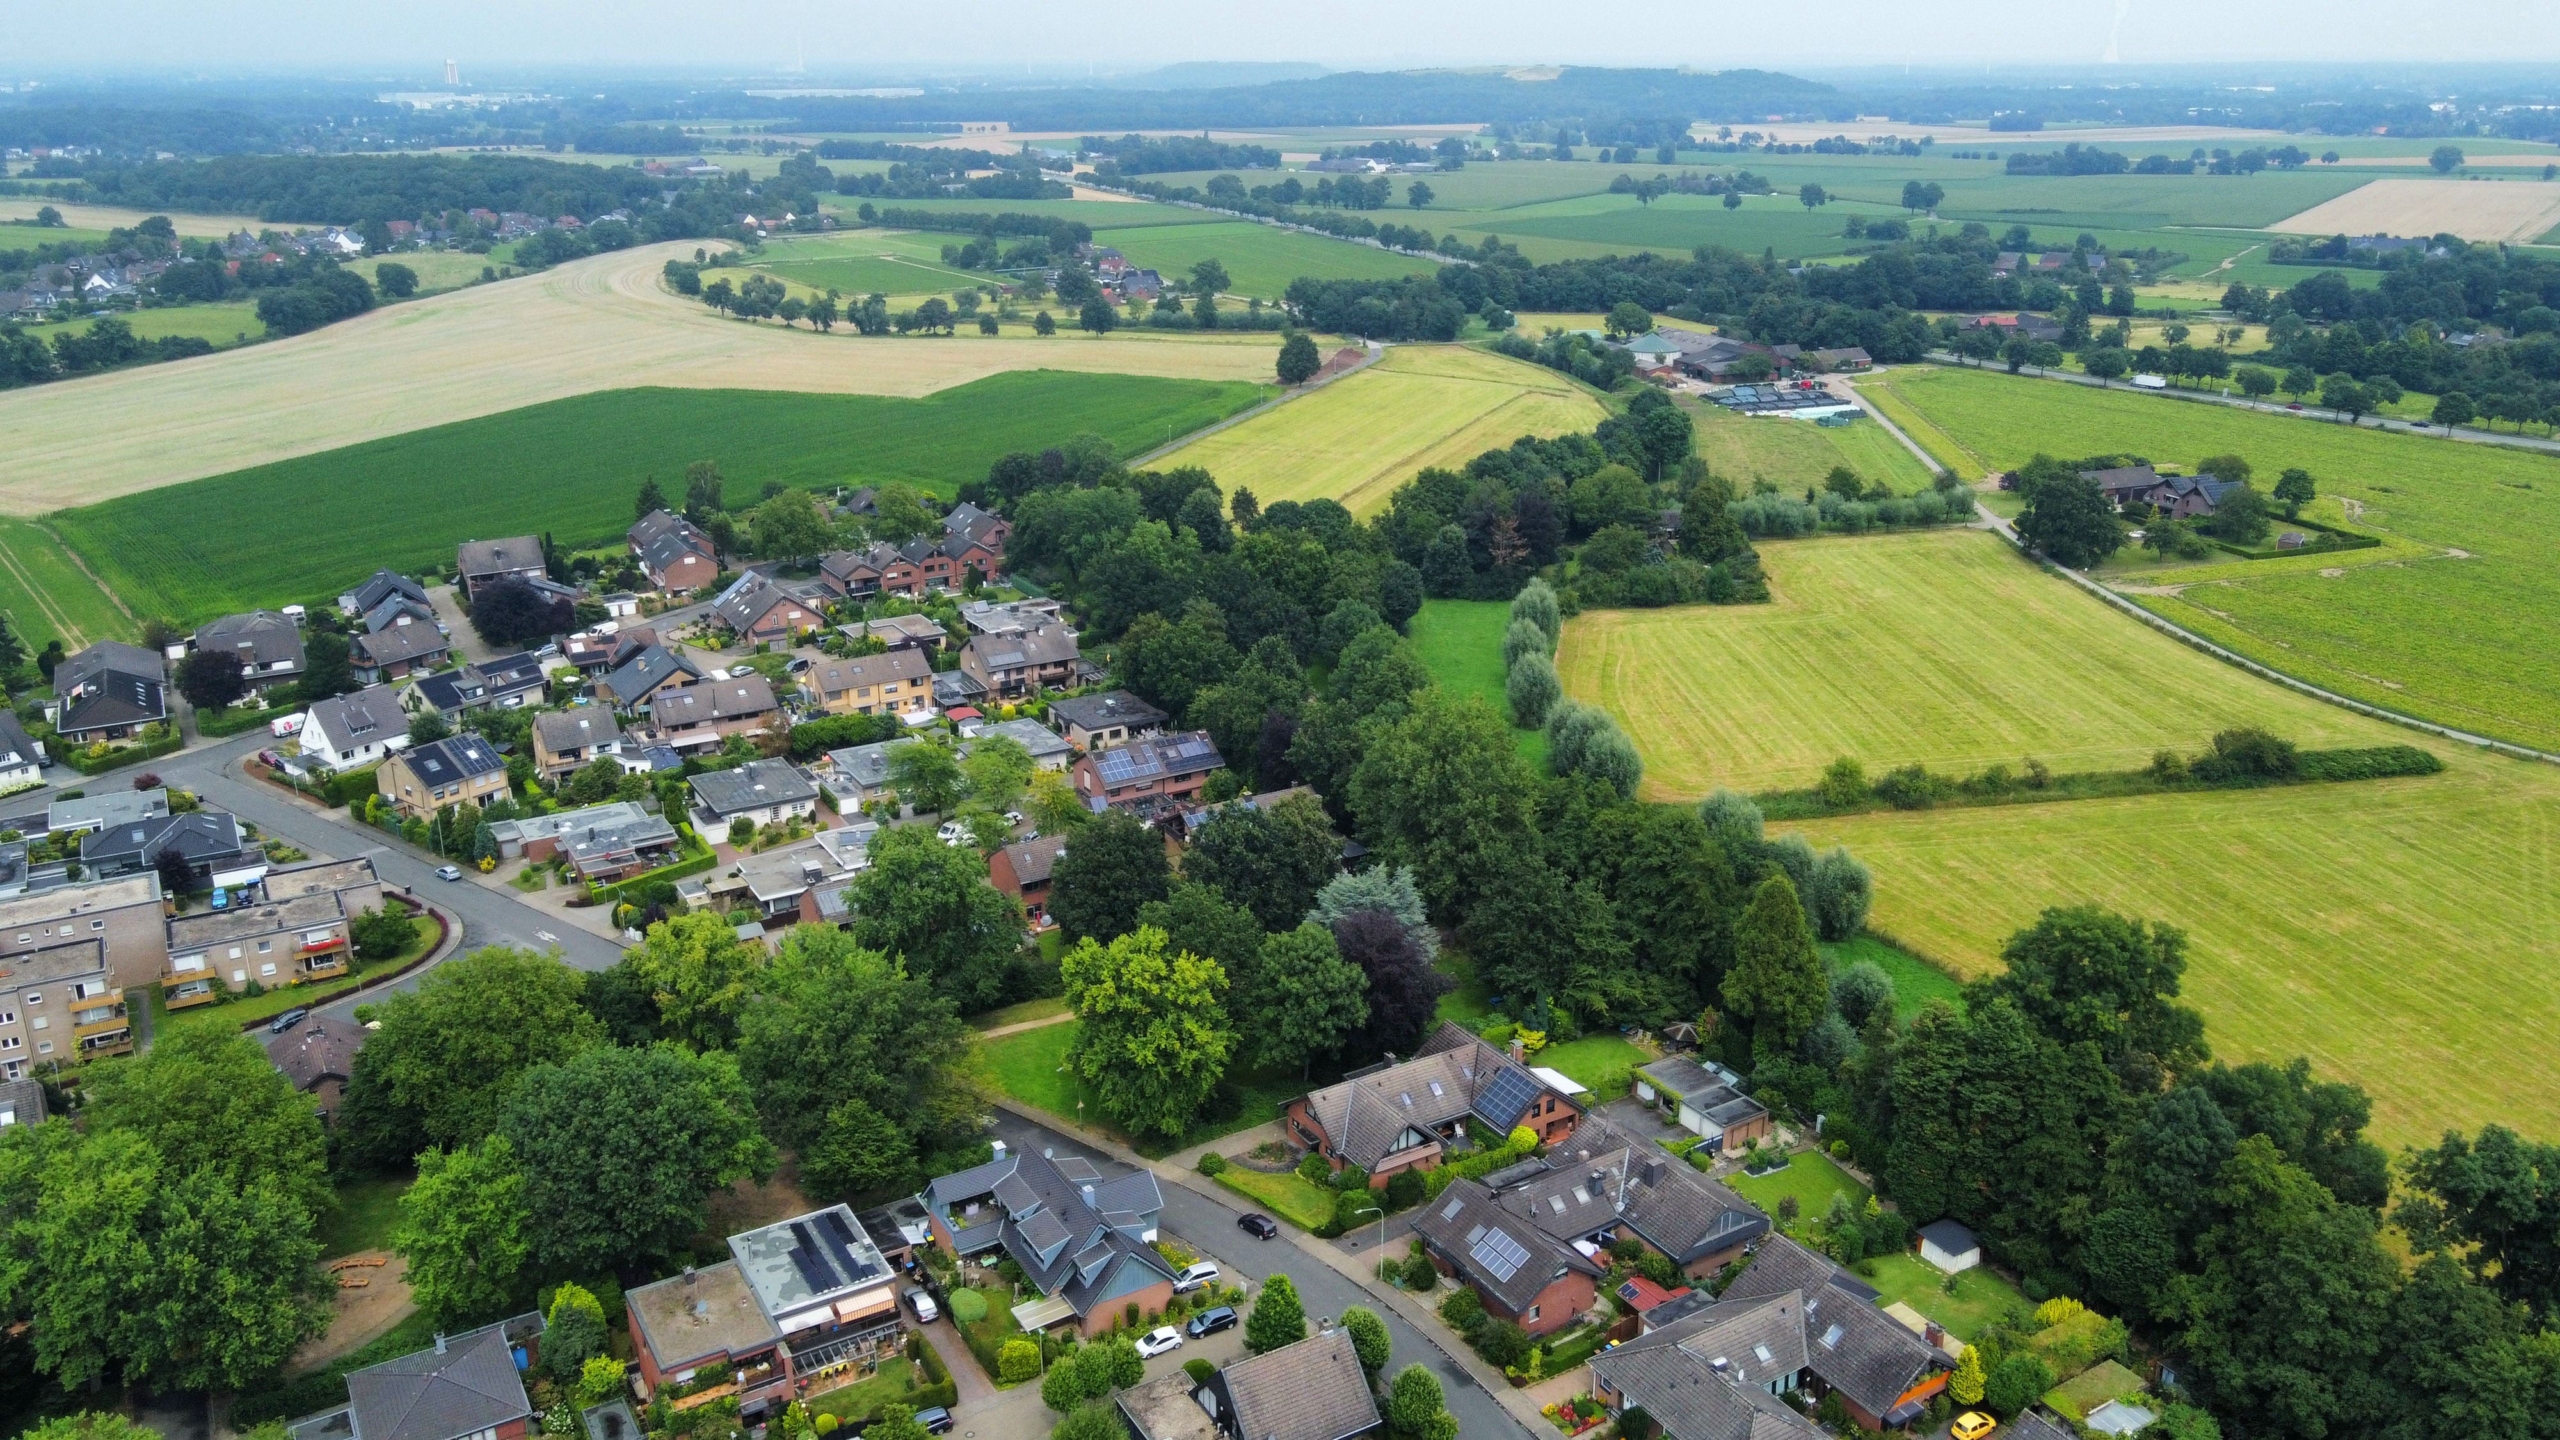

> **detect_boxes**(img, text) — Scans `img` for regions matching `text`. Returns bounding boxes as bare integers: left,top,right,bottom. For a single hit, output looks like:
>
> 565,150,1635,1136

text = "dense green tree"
20,1417,161,1440
1721,874,1830,1059
1340,1305,1391,1379
1277,331,1323,384
1117,603,1236,715
886,738,964,814
176,646,248,712
1181,793,1342,931
750,487,834,562
1348,689,1538,920
1383,1363,1460,1440
1251,922,1368,1075
1980,905,2206,1090
847,825,1027,1012
2204,483,2273,545
628,909,766,1050
1331,907,1449,1063
1138,883,1266,1002
2400,1125,2560,1321
1245,1272,1307,1354
2013,458,2122,568
83,1025,330,1220
2272,467,2316,519
2194,1058,2390,1210
962,733,1037,811
1506,651,1561,728
1046,810,1172,941
336,946,603,1164
542,1282,608,1381
1061,927,1234,1142
393,1134,530,1326
1049,1404,1125,1440
500,1044,774,1273
1592,804,1739,1010
634,474,668,520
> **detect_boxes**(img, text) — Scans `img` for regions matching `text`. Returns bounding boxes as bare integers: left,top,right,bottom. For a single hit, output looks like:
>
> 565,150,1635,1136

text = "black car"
913,1407,953,1436
269,1007,310,1035
1186,1305,1239,1339
1237,1212,1279,1240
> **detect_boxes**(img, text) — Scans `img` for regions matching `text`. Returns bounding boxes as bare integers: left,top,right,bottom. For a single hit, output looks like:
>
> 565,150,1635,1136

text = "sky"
9,0,2559,77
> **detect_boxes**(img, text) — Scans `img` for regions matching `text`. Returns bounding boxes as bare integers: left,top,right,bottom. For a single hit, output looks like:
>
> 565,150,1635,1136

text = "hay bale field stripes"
0,240,1282,516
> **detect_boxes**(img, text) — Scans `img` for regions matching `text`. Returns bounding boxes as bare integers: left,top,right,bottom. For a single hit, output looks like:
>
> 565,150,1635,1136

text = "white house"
1918,1219,1981,1274
299,686,412,771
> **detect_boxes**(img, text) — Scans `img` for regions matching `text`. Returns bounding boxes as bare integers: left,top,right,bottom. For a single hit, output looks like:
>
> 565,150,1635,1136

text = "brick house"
989,834,1067,925
350,618,452,683
325,1315,545,1440
920,1144,1174,1339
1073,730,1224,813
629,509,720,593
819,543,924,600
802,650,933,716
1412,1177,1603,1337
1286,1021,1582,1188
455,535,547,600
1045,691,1168,751
646,675,780,751
625,1206,903,1418
530,708,624,782
1483,1116,1768,1283
709,573,823,645
959,624,1081,699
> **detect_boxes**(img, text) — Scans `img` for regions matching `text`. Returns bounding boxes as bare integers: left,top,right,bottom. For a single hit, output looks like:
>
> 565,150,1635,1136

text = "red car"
2286,402,2304,410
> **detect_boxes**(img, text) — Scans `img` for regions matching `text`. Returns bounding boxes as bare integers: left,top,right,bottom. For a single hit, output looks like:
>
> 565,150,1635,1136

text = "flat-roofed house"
486,802,680,882
1046,691,1167,751
1634,1054,1774,1157
625,1205,904,1416
162,857,385,1007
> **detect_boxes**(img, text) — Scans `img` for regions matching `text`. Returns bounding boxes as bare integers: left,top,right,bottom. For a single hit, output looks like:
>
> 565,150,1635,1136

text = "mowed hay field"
0,240,1284,514
1556,528,2381,796
54,373,1266,623
1086,220,1439,300
1690,402,1940,496
1802,747,2560,1148
1860,365,2560,751
2270,177,2560,245
1156,345,1606,515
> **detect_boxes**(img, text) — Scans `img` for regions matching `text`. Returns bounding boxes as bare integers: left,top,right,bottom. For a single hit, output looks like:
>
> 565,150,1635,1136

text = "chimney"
434,1332,448,1355
991,1139,1007,1159
1081,1184,1096,1208
683,1266,697,1286
1641,1157,1667,1188
1590,1170,1605,1191
1509,1037,1527,1064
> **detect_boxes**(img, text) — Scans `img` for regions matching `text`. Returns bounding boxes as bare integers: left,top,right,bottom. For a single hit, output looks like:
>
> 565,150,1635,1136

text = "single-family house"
1810,346,1874,372
1286,1021,1583,1187
193,610,306,693
712,826,873,926
1412,1177,1605,1337
1483,1116,1770,1282
52,641,167,741
646,675,780,750
971,718,1074,772
0,711,46,790
563,626,656,675
455,536,547,600
629,509,719,593
919,1143,1174,1338
690,759,819,832
350,618,453,683
625,1205,903,1417
989,833,1067,925
531,709,625,781
408,651,547,718
709,573,823,645
1587,1289,1834,1440
597,645,703,713
1047,691,1168,751
959,624,1081,699
854,613,950,652
377,735,510,818
2080,465,2163,505
1073,730,1224,814
1152,1329,1381,1440
316,1316,545,1440
487,802,680,881
1717,1236,1948,1429
298,686,410,771
80,811,257,890
802,650,933,717
340,566,431,623
818,740,903,812
270,1016,364,1120
47,787,167,836
1633,1054,1773,1156
957,598,1062,636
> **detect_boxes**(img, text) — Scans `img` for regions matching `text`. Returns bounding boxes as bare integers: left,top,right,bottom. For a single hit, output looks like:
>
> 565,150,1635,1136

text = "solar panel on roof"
819,1210,879,1284
1469,1226,1533,1282
789,1221,842,1290
786,1243,833,1294
1475,1066,1543,1129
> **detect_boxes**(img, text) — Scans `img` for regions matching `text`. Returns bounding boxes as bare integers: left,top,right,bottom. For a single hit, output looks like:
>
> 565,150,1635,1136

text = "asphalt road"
983,1110,1536,1440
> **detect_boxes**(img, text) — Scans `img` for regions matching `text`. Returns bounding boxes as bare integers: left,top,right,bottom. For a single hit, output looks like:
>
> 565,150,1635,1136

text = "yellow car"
1953,1413,1999,1440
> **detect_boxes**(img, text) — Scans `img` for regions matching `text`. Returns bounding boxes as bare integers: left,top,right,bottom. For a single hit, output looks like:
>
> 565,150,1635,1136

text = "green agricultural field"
25,300,264,350
1862,364,2560,752
1559,527,2382,796
1409,598,1549,768
1801,743,2560,1150
348,251,497,296
748,251,987,299
828,196,1226,229
0,224,115,250
1451,192,1874,263
1691,403,1939,495
1158,344,1605,517
0,517,131,649
52,372,1267,623
1087,219,1437,299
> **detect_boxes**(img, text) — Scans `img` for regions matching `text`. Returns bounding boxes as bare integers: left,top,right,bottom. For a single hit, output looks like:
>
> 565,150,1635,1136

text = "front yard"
1210,1166,1340,1232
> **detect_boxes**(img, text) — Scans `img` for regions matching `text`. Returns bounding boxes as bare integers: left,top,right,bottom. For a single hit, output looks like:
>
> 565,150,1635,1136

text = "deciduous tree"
1251,922,1368,1075
847,825,1026,1013
1061,926,1233,1142
1046,810,1172,942
1181,793,1341,931
628,909,766,1050
393,1134,530,1326
1244,1272,1306,1354
336,946,603,1164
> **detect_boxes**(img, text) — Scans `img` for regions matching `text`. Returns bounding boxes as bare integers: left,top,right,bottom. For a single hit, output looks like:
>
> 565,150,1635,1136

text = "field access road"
980,1107,1539,1440
1920,353,2560,461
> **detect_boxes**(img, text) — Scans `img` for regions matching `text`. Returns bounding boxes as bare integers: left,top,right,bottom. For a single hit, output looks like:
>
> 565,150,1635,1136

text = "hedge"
1757,740,2444,821
590,840,718,905
2296,745,2444,782
60,729,184,776
195,703,288,738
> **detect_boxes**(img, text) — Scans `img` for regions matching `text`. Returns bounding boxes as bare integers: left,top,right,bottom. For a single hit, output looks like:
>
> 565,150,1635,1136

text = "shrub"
1384,1167,1425,1212
1510,578,1562,646
1183,1357,1216,1384
997,1338,1043,1384
1196,1151,1228,1176
1501,617,1552,670
1871,764,1943,810
1438,1287,1484,1329
1505,651,1560,728
1469,1317,1530,1369
2032,1296,2088,1328
2190,727,2298,782
1817,757,1868,809
1297,1152,1332,1184
947,1288,988,1324
1985,1353,2057,1417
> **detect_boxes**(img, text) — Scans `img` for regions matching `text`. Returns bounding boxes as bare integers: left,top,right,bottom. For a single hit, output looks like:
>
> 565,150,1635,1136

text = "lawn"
1212,1166,1340,1231
24,301,264,350
0,516,131,649
52,372,1268,623
1726,1148,1871,1222
1858,1252,2031,1343
1688,401,1940,496
976,1018,1309,1154
1154,344,1606,517
970,996,1070,1030
1819,934,1963,1024
1407,599,1549,769
318,1174,414,1259
1556,527,2384,796
1533,1035,1649,1103
1861,363,2560,752
1802,743,2560,1149
2046,1360,2149,1422
1086,219,1439,300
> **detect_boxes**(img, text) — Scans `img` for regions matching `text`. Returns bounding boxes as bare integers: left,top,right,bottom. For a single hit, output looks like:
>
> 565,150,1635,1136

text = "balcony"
72,997,126,1038
163,975,220,1009
76,1012,134,1056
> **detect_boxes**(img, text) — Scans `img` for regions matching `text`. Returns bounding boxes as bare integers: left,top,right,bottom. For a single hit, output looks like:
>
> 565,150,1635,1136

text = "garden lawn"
1533,1035,1648,1103
2046,1360,2149,1422
53,372,1267,623
1211,1167,1340,1231
804,1357,918,1424
952,1284,1025,1386
1726,1149,1870,1223
1857,1252,2030,1343
27,300,264,349
1557,527,2384,796
1408,599,1548,768
318,1175,414,1259
1861,362,2560,753
1156,344,1605,517
1819,935,1963,1023
1802,742,2560,1149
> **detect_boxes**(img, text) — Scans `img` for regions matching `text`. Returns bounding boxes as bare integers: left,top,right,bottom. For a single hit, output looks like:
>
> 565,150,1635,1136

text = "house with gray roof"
819,739,903,811
1588,1289,1832,1440
350,616,453,683
339,569,430,621
1636,1054,1774,1156
958,622,1081,699
689,759,818,831
919,1142,1174,1338
1285,1020,1584,1184
1716,1236,1944,1429
1045,690,1167,751
1195,1328,1381,1440
299,685,410,771
81,810,257,890
486,801,679,882
530,708,624,783
53,641,166,741
966,717,1074,771
48,787,168,835
322,1314,542,1440
596,645,702,712
455,536,546,601
0,1076,47,1128
1486,1115,1769,1281
709,572,824,645
0,711,43,791
194,610,306,693
1410,1176,1604,1337
709,825,874,925
407,652,548,719
628,510,719,593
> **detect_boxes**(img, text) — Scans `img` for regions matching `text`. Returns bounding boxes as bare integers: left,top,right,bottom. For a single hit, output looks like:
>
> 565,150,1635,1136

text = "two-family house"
300,686,410,771
376,735,510,818
958,624,1081,698
0,712,46,791
81,811,259,891
941,500,1011,568
455,536,547,600
350,618,453,683
1587,1290,1834,1440
1118,1329,1381,1440
801,650,932,717
1286,1021,1583,1188
818,543,924,600
710,573,823,645
625,1205,903,1418
1483,1116,1768,1282
919,1142,1175,1338
340,569,434,624
52,641,166,741
646,675,780,750
1701,1236,1950,1429
407,651,548,719
193,611,306,693
1072,730,1225,814
531,709,625,782
629,509,720,593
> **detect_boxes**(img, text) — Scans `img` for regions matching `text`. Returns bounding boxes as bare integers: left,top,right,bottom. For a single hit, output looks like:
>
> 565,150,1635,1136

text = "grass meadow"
53,372,1266,622
1086,219,1439,299
1557,527,2381,795
1690,402,1940,496
1157,344,1605,516
1861,364,2560,751
1409,598,1549,768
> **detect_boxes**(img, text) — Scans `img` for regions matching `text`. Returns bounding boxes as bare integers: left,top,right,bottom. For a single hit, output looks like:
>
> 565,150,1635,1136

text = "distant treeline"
1080,134,1283,175
859,207,1092,253
70,153,669,224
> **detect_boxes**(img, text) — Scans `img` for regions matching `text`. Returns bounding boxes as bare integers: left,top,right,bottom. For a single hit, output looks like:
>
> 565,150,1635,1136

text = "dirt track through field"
0,240,1280,515
2268,177,2560,243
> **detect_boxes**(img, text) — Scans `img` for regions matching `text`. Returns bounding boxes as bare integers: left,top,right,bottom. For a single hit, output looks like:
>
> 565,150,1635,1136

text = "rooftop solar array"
1473,1065,1544,1130
1468,1224,1533,1282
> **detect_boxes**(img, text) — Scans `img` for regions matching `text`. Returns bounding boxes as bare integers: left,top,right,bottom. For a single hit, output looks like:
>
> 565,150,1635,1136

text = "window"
0,1037,18,1052
30,1016,46,1030
1526,1305,1540,1323
21,994,37,1006
227,946,242,959
231,969,247,983
257,941,272,953
259,963,277,978
0,1010,13,1025
89,920,103,931
34,1042,48,1055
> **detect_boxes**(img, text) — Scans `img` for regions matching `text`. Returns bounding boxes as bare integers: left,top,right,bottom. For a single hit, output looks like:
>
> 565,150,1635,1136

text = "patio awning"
1011,1295,1077,1332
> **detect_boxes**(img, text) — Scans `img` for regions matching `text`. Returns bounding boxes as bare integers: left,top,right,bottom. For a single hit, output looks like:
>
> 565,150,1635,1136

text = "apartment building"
0,874,168,994
163,858,385,1008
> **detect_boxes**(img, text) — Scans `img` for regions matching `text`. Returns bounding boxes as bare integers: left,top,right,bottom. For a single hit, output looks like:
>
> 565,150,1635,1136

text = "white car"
1172,1262,1221,1294
936,820,971,847
1133,1326,1185,1360
903,1287,939,1324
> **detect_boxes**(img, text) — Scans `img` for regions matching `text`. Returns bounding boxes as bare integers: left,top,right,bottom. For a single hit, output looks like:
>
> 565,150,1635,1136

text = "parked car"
269,1007,310,1035
1185,1306,1239,1339
904,1287,938,1323
1237,1212,1279,1240
2286,401,2305,410
935,820,970,846
1134,1326,1185,1359
1173,1261,1221,1294
436,864,462,881
1953,1413,1998,1440
785,656,812,673
912,1406,953,1435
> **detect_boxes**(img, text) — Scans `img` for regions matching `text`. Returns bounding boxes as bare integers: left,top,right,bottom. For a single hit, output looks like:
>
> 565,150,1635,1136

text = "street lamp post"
1351,1201,1386,1255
